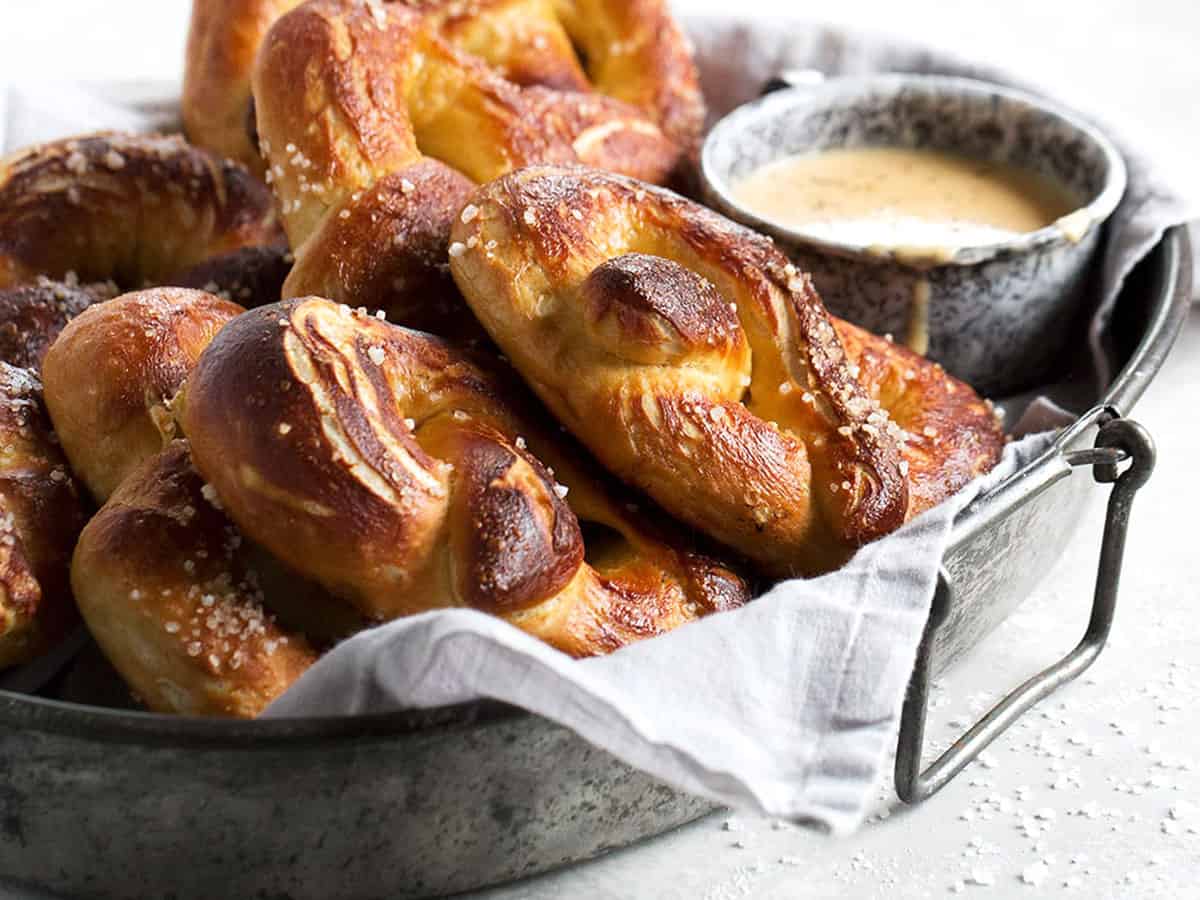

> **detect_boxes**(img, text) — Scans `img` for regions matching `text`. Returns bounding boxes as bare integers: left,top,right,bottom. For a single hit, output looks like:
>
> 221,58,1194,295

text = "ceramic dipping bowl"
700,73,1127,396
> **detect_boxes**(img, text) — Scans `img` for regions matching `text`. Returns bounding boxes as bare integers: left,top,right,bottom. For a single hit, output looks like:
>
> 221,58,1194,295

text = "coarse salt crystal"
553,483,569,498
448,242,467,258
367,345,386,365
400,179,415,193
460,204,479,224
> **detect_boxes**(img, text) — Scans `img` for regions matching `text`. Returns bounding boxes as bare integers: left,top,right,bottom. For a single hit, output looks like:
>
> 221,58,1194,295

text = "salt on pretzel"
183,0,305,176
0,364,89,669
72,440,318,716
0,133,280,291
42,287,245,503
448,166,1005,576
178,297,748,656
183,0,704,173
253,0,690,328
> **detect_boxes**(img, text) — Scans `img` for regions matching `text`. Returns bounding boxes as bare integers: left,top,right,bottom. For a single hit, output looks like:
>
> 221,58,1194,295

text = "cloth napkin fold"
2,16,1193,834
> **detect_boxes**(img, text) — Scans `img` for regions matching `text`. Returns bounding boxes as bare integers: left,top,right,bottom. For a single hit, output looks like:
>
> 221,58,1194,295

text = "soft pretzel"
831,318,1005,518
0,277,119,370
0,133,280,290
183,0,305,175
179,297,748,655
183,0,703,174
424,0,705,151
0,363,89,668
448,167,1005,576
46,288,343,715
41,288,244,503
72,440,317,716
254,0,688,328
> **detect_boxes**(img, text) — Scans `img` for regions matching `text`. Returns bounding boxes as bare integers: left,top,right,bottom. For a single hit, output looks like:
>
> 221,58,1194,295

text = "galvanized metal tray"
0,222,1180,897
0,205,1188,898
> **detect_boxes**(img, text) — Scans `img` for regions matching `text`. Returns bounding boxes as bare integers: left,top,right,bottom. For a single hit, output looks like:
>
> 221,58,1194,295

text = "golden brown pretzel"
41,288,245,503
179,297,747,655
448,167,1005,576
425,0,705,151
0,363,89,668
0,133,280,290
44,288,342,715
72,440,317,716
183,0,305,175
832,319,1005,518
183,0,703,173
254,0,689,327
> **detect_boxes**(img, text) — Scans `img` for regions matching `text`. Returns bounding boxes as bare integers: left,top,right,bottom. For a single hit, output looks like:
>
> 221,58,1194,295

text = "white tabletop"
2,2,1198,898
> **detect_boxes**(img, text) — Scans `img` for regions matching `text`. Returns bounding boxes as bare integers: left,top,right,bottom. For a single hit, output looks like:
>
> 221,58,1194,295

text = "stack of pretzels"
0,0,1003,717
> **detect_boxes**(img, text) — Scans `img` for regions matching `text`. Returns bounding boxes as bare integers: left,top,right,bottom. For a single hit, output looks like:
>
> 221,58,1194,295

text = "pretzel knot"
0,364,88,668
180,297,747,656
185,0,703,175
448,167,1005,575
0,133,280,291
253,0,700,327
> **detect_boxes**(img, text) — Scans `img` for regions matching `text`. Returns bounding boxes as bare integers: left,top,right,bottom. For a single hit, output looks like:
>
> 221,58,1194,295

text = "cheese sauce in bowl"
732,147,1083,256
701,74,1126,395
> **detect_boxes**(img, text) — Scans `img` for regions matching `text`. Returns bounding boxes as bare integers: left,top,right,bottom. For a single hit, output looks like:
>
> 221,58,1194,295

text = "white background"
2,1,1199,898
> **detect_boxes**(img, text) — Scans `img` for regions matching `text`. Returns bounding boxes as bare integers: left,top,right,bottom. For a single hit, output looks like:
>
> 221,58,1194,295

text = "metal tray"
0,225,1189,899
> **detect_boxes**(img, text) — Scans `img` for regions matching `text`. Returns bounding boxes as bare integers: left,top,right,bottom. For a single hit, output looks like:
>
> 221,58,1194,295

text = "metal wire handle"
894,416,1156,803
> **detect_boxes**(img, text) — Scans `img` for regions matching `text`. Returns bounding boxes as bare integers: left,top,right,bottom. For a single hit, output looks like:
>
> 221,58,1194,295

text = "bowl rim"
699,72,1129,268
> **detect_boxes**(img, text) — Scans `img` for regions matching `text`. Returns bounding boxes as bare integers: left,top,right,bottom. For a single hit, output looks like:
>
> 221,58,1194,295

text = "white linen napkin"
1,16,1192,834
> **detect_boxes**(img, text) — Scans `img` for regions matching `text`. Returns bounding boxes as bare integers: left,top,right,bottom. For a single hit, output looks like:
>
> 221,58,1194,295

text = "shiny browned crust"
180,297,747,655
0,278,119,370
0,133,281,290
41,288,244,503
549,0,705,153
168,242,294,308
832,319,1005,516
185,0,703,178
449,166,1001,576
72,441,316,716
281,162,485,341
0,363,88,668
182,0,305,173
253,0,693,334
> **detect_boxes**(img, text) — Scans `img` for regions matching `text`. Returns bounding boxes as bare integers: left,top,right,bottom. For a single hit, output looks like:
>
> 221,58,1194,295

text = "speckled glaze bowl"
700,74,1127,396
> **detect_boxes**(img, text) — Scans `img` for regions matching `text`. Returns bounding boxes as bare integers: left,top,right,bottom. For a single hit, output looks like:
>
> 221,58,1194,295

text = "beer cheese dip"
732,147,1083,254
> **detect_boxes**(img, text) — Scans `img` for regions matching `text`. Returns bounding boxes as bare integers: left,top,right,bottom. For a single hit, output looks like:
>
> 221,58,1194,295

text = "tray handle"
894,415,1155,803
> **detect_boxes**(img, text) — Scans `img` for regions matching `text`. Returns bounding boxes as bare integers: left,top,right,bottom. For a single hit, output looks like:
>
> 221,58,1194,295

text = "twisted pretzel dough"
39,288,321,714
184,0,703,173
42,288,245,503
254,0,693,327
448,167,1004,575
183,0,305,175
0,133,279,291
180,297,747,655
72,440,318,716
0,364,88,668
